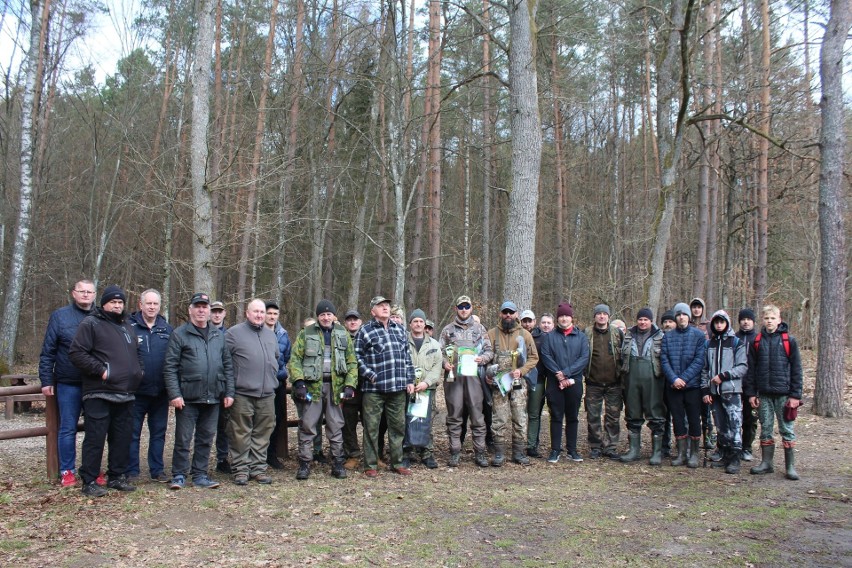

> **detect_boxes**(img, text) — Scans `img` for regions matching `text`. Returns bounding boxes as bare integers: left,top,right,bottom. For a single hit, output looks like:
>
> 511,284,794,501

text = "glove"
343,386,356,400
293,381,308,401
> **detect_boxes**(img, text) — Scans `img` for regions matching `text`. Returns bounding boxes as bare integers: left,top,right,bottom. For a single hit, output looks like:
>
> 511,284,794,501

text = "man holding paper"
486,301,539,466
402,309,443,469
439,296,494,468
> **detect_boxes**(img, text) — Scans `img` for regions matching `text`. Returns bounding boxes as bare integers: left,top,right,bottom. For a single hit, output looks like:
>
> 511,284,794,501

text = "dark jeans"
215,401,230,463
267,383,287,462
342,390,362,458
128,393,169,477
172,402,219,479
546,378,583,453
80,398,133,484
56,383,83,473
666,388,702,438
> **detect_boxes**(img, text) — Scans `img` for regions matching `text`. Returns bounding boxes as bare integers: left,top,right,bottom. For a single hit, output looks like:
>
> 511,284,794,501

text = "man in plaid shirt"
356,296,416,477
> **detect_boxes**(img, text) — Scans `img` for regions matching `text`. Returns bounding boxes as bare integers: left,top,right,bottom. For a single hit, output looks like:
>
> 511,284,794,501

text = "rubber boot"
687,437,701,469
784,445,799,480
296,460,311,480
491,444,505,467
648,434,663,466
750,444,775,475
671,437,688,466
331,457,347,479
619,432,642,463
725,450,741,474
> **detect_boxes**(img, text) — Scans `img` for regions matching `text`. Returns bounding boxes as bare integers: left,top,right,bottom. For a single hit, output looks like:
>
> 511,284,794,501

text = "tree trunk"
502,0,542,310
813,0,851,418
480,0,493,305
189,0,215,294
754,0,771,306
427,0,442,316
551,28,566,300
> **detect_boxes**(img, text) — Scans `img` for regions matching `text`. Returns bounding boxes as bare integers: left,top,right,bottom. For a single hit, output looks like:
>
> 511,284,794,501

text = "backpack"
753,331,790,359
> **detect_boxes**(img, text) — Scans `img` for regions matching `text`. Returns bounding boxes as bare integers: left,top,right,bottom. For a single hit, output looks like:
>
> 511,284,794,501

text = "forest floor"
0,351,850,567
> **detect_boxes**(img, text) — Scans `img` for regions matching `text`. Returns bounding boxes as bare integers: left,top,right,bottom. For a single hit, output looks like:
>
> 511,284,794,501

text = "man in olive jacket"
164,293,235,490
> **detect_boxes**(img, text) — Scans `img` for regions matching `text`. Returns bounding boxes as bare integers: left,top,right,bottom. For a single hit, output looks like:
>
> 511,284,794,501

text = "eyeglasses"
501,309,516,315
457,304,471,310
74,290,94,295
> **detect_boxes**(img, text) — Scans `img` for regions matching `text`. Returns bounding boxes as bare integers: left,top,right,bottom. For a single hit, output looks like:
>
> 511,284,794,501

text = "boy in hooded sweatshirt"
700,311,748,474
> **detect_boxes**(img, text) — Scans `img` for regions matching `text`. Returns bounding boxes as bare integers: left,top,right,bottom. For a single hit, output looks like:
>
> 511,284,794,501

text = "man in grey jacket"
225,298,280,485
164,293,235,490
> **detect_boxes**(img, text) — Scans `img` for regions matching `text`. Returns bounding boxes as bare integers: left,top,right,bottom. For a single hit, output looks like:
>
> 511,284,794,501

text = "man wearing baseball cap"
584,304,624,460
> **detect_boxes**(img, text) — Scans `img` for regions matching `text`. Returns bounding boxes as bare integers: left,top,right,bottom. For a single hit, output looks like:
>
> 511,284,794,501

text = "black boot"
648,434,663,466
784,446,799,480
619,432,641,463
491,444,505,467
687,437,701,469
750,444,775,475
331,457,347,479
711,446,730,468
725,450,741,474
671,437,688,466
296,460,311,480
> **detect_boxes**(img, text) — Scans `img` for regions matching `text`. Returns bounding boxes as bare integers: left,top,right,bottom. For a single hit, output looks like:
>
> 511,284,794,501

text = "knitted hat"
409,308,427,322
593,304,610,316
557,302,574,318
660,310,676,324
738,308,756,322
673,303,691,317
637,307,654,321
315,299,337,316
101,285,126,307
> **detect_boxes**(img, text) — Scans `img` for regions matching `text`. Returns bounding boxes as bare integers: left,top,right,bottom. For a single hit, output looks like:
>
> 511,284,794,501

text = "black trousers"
546,378,583,453
80,398,133,484
666,388,702,438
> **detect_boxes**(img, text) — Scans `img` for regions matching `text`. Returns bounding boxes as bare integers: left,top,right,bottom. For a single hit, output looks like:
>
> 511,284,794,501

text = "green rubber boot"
750,444,775,475
619,432,641,463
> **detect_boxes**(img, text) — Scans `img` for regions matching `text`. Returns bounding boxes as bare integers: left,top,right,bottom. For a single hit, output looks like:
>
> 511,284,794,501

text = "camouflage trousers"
491,386,528,452
757,393,796,444
584,382,623,453
710,393,742,451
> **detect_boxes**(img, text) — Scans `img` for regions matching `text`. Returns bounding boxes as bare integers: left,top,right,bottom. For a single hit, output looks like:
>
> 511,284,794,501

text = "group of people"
38,281,804,497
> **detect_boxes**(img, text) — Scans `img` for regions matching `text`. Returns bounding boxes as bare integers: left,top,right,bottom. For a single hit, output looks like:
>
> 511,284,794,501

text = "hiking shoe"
107,476,137,492
60,470,77,488
216,460,232,474
527,447,542,458
296,461,311,481
392,467,413,476
252,473,273,484
364,469,379,478
233,474,249,486
151,472,170,483
169,475,186,490
567,451,584,463
589,448,602,459
194,475,220,488
331,459,348,479
474,452,489,468
422,456,438,469
547,450,561,463
512,453,531,466
343,457,361,470
81,481,107,498
96,472,107,486
447,453,461,467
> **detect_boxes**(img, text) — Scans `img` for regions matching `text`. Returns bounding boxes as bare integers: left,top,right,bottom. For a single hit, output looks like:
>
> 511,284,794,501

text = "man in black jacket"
164,293,235,490
69,285,144,497
736,308,758,461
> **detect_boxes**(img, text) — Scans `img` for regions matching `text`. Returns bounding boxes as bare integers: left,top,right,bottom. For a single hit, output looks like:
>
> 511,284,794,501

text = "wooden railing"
0,376,63,480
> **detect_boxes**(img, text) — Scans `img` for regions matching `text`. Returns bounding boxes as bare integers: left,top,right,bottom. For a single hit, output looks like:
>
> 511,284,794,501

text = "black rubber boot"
648,434,663,466
750,444,775,475
784,446,799,480
687,437,701,469
331,458,347,479
725,450,741,474
296,460,311,480
671,437,688,466
619,432,641,463
491,444,505,467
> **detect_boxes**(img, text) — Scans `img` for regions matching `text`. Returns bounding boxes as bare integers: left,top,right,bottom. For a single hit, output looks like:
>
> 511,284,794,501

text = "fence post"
45,394,59,481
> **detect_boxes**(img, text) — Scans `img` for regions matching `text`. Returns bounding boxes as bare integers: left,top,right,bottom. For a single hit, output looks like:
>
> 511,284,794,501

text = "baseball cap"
456,295,472,307
190,292,210,305
500,301,518,313
520,310,535,321
344,309,361,320
210,301,225,311
370,295,390,308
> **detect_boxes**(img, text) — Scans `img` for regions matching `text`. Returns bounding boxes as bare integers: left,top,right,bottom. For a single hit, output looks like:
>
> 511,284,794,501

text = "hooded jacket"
690,297,709,335
743,322,803,400
700,310,747,396
69,307,144,396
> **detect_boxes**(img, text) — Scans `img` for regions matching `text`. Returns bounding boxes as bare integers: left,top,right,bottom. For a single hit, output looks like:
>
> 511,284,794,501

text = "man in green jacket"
403,309,443,469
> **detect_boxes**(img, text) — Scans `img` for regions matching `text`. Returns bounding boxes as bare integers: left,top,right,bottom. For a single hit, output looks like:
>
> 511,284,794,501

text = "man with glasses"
439,295,494,467
39,279,96,488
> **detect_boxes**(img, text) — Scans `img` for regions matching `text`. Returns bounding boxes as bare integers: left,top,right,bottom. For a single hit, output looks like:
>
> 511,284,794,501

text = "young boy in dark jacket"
701,311,747,474
743,305,803,480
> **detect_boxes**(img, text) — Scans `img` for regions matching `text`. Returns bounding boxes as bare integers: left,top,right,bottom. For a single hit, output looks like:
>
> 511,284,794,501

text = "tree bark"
813,0,851,418
754,0,771,306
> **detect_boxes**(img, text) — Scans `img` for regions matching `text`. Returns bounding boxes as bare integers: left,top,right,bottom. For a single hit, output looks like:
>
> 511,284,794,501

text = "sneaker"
107,476,137,492
741,450,754,462
589,448,602,459
169,475,186,490
96,472,107,486
216,460,232,474
567,451,584,463
392,467,413,476
252,473,273,484
194,475,220,489
233,474,249,486
60,470,77,488
547,450,561,463
151,472,170,483
81,481,107,497
422,456,439,469
447,453,460,467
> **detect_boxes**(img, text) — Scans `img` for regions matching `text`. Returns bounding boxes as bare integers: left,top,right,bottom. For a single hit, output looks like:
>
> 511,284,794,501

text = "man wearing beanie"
660,310,677,332
356,296,416,477
486,301,539,466
439,295,494,468
289,299,358,480
402,308,443,469
661,302,708,468
736,308,758,461
69,285,144,497
619,307,666,464
583,304,624,460
539,302,590,463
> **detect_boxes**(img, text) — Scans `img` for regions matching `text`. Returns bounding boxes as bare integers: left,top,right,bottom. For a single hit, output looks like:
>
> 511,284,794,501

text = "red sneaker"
60,470,76,487
95,472,106,486
364,469,379,478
